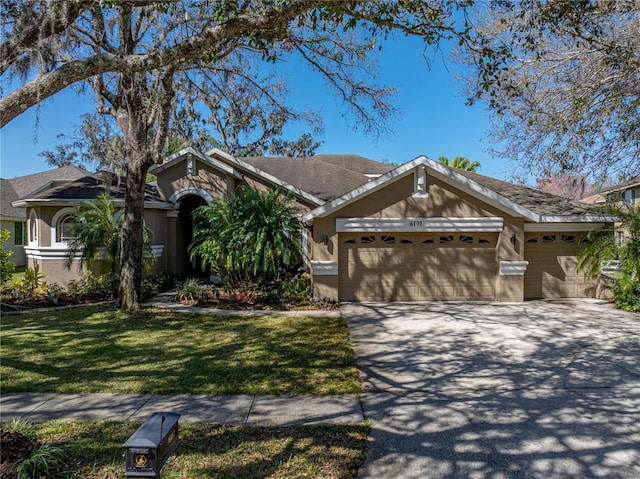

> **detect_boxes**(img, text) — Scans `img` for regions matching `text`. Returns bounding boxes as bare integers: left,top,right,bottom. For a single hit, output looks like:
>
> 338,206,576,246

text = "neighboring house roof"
580,193,606,205
303,156,615,224
12,171,170,208
1,165,87,219
0,179,23,220
599,176,640,195
241,155,391,202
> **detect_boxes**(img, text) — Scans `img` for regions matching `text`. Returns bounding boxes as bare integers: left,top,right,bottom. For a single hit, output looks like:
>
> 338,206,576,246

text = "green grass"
10,265,25,283
7,420,370,479
1,305,360,395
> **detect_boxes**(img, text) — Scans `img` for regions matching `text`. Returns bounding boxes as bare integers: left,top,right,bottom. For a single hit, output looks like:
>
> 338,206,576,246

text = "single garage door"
339,233,497,301
524,232,591,299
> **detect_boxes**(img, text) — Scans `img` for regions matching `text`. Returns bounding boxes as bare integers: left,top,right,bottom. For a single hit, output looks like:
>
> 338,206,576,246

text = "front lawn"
3,420,370,479
1,305,359,395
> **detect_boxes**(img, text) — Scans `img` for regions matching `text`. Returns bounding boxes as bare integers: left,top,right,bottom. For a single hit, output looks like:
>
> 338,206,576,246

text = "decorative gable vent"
186,155,196,176
412,165,428,198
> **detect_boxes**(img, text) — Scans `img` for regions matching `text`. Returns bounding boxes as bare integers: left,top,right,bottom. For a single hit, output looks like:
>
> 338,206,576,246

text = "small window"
439,235,454,244
562,235,576,243
526,237,538,243
28,211,38,244
57,214,77,242
361,235,375,244
14,222,25,246
542,235,556,243
422,237,435,244
459,235,473,244
381,235,395,244
400,237,413,244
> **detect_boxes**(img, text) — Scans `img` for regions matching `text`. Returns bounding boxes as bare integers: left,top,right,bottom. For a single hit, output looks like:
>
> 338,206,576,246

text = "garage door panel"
524,232,591,299
340,233,496,301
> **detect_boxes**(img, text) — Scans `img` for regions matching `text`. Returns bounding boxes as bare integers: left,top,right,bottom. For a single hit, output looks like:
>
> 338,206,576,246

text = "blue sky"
0,34,508,181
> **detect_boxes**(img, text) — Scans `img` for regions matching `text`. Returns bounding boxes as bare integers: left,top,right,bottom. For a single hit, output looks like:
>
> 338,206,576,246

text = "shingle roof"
1,165,87,219
599,176,640,195
242,155,393,201
454,169,605,217
16,171,167,204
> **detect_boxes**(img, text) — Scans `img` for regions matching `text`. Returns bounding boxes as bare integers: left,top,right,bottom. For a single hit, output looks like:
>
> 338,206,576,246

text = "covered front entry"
524,232,591,299
339,232,498,301
175,194,209,277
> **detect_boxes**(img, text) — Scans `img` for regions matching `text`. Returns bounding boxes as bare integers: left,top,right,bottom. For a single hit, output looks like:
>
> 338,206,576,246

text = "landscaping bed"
1,420,369,479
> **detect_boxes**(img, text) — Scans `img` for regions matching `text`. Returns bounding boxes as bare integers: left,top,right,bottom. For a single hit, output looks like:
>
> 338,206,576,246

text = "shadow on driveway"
344,301,640,479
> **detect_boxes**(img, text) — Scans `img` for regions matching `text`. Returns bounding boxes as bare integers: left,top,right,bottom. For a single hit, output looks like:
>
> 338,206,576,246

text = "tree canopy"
462,0,640,183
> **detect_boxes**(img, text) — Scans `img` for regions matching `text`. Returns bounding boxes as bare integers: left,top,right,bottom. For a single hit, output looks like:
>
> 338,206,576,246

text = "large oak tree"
2,0,478,310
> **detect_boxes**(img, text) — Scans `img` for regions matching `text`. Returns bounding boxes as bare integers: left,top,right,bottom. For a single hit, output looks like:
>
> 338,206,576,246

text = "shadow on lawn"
1,306,358,395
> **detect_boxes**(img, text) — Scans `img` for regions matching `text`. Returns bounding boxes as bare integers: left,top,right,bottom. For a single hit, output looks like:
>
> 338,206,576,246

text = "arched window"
52,208,78,246
28,210,38,245
57,214,77,242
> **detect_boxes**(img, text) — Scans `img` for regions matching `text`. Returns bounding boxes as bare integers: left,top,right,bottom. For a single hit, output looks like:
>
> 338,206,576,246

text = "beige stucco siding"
155,159,230,203
310,173,527,302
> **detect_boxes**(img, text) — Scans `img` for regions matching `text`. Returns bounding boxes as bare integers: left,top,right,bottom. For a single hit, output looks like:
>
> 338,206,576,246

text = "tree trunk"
117,155,148,311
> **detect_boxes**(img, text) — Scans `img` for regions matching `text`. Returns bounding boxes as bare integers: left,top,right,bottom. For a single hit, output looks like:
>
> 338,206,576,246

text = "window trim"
52,207,78,247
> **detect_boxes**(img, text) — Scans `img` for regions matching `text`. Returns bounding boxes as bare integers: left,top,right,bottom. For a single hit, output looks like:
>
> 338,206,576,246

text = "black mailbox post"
123,412,180,478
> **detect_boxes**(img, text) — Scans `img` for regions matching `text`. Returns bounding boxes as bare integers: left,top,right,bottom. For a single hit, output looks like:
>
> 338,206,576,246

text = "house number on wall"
409,220,423,227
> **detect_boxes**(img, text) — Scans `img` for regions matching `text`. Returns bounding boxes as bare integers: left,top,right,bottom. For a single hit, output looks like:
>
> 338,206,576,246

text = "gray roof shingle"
1,165,87,219
455,169,605,217
242,154,394,201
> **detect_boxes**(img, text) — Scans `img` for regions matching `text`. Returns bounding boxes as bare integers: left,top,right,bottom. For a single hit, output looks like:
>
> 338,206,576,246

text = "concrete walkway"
1,393,363,426
146,291,341,317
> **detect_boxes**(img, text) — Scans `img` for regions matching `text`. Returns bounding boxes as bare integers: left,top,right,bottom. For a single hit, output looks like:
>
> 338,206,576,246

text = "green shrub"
174,278,212,303
67,271,118,300
0,229,16,287
613,275,640,312
276,277,312,304
13,264,47,300
14,443,64,479
141,272,174,300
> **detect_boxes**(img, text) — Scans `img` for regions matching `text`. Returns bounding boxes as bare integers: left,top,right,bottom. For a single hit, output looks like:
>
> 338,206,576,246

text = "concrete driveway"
344,300,640,479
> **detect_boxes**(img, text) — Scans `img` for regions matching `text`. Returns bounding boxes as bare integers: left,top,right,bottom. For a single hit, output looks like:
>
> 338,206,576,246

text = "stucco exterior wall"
1,219,27,266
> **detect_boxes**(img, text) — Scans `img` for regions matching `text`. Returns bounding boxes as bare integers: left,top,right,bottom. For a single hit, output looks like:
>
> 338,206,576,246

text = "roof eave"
151,146,243,179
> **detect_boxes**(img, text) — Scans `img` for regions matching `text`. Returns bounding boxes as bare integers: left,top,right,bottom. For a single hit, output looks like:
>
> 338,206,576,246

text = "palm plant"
66,193,154,274
577,204,640,311
190,186,303,283
438,156,481,172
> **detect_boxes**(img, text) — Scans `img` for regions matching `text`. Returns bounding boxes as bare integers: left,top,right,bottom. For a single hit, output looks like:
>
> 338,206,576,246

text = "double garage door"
339,233,497,301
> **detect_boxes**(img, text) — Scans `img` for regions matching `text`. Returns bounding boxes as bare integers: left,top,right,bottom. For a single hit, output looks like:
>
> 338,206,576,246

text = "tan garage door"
339,233,497,301
524,232,591,299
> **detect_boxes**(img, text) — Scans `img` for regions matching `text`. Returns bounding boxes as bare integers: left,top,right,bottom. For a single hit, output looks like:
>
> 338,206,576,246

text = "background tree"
438,156,480,172
462,0,640,183
2,1,480,310
190,187,303,284
535,173,596,201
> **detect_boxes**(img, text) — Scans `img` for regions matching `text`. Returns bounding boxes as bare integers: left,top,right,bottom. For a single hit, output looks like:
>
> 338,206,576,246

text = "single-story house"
9,148,617,301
